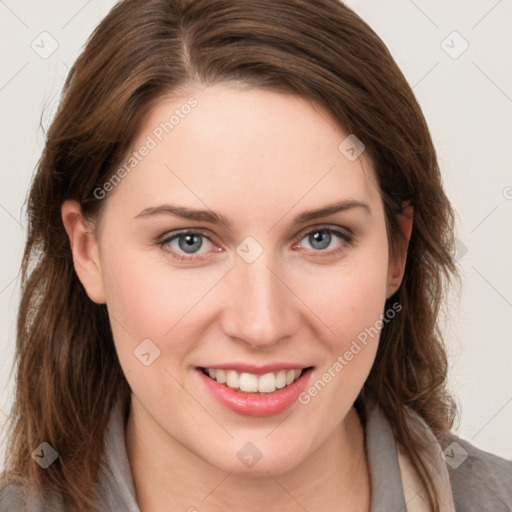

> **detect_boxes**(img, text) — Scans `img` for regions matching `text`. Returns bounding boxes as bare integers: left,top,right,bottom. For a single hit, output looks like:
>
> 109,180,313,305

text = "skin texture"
62,84,412,511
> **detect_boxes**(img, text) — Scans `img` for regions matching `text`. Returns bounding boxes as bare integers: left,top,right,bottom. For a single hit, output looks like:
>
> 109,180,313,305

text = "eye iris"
178,234,203,253
309,230,331,250
173,231,336,255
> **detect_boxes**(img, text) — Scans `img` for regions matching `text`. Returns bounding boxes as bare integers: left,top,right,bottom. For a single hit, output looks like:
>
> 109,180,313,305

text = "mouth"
196,365,314,417
199,367,311,394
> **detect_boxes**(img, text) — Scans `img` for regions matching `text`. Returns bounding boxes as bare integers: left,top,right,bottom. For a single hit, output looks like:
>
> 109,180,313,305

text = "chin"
199,439,311,476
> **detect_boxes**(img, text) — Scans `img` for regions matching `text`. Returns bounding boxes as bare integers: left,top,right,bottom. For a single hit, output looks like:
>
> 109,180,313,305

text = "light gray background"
1,0,511,469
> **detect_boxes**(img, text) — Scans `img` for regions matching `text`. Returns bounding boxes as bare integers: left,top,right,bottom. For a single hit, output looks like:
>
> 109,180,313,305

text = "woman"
0,0,510,510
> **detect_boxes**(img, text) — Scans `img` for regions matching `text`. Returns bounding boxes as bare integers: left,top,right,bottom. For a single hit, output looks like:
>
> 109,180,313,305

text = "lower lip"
197,368,313,417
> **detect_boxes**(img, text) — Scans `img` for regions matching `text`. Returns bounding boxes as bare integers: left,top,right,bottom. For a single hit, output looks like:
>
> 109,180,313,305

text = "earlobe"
61,200,106,304
386,202,413,298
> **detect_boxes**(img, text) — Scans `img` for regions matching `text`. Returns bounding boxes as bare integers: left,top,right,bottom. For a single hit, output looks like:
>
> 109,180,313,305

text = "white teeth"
239,373,259,392
226,370,239,389
275,370,287,389
258,372,277,393
203,367,305,393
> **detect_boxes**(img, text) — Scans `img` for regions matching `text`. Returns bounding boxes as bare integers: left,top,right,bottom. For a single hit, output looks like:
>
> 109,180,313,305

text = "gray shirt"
1,401,511,511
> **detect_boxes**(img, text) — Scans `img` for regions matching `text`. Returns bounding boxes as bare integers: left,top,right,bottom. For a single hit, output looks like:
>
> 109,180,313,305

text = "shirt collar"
98,400,409,511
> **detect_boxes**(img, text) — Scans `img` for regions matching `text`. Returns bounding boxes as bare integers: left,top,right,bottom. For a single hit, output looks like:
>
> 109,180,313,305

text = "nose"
220,250,298,349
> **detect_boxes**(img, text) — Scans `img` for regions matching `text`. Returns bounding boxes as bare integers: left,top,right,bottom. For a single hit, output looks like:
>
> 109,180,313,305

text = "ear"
386,202,413,299
61,200,106,304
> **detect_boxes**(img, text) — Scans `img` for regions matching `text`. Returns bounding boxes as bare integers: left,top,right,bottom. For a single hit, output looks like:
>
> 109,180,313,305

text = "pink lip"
196,367,313,417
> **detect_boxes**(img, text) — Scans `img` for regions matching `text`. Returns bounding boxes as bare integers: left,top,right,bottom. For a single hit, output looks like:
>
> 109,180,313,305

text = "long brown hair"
1,0,458,510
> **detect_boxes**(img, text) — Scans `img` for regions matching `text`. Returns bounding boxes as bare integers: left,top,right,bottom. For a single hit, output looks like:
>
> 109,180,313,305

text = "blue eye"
298,227,353,256
173,233,205,254
158,230,215,260
157,225,353,262
303,229,338,250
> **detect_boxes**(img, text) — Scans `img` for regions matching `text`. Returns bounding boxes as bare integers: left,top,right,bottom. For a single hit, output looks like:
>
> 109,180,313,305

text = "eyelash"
156,225,354,262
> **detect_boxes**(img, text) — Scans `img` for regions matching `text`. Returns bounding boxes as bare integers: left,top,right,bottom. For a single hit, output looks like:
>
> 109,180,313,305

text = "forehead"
102,84,382,226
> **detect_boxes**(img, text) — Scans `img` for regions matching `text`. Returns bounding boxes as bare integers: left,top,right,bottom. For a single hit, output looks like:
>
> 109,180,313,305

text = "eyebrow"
134,200,371,228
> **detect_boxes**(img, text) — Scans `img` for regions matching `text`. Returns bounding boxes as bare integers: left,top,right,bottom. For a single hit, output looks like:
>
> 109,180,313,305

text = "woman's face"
75,84,406,475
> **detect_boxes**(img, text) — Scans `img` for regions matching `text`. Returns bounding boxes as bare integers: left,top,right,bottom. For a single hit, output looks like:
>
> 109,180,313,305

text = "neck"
126,401,370,512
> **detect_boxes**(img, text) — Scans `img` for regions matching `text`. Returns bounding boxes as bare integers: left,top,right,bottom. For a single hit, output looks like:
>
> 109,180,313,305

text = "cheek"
100,244,228,371
295,239,390,389
312,271,386,381
101,226,390,356
101,246,204,335
301,250,390,345
99,249,204,413
293,252,390,428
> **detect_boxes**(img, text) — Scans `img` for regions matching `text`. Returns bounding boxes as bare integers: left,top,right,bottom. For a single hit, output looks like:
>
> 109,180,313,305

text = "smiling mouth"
199,367,314,394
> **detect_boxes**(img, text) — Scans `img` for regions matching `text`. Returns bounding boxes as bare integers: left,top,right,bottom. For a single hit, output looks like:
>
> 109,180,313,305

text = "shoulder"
0,483,64,512
444,433,512,511
0,484,30,511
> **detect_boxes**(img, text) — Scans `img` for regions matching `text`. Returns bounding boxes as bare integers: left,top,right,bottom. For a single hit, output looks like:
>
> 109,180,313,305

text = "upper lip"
198,363,313,375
